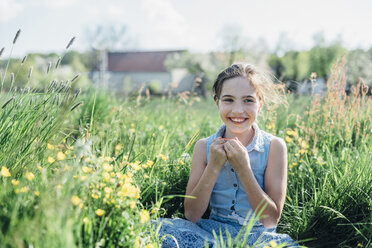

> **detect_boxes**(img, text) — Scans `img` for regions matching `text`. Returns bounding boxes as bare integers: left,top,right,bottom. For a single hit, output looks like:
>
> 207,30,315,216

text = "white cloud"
82,2,126,22
0,0,24,22
41,0,80,9
140,0,193,49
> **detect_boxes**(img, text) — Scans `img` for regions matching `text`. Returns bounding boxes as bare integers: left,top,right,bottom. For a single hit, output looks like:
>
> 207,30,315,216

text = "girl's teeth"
231,118,245,122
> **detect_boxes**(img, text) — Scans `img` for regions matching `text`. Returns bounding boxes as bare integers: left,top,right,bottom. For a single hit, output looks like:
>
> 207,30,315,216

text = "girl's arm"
184,138,226,223
225,137,287,228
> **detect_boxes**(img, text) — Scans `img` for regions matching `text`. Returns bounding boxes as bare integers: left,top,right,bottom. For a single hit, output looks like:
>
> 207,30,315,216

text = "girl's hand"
209,137,228,170
223,137,251,173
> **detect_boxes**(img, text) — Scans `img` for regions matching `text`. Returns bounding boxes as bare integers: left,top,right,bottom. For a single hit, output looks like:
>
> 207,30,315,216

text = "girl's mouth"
228,117,248,124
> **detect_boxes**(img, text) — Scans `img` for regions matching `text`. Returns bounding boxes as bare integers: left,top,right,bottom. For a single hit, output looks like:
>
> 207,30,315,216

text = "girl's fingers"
224,142,233,152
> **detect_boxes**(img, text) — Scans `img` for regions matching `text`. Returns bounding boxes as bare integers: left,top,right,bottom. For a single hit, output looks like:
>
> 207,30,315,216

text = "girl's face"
215,76,261,136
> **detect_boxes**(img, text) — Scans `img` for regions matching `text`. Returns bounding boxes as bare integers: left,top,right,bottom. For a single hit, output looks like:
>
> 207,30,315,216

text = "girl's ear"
214,96,219,108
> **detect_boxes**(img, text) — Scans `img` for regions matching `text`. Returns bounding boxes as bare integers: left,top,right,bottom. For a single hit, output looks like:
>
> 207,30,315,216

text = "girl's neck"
224,125,255,147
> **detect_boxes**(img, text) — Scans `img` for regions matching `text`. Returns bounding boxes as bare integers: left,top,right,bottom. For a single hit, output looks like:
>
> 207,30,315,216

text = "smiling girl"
156,64,299,247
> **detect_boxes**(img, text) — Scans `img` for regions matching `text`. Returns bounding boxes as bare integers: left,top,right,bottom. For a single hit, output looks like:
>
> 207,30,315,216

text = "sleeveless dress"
153,124,299,247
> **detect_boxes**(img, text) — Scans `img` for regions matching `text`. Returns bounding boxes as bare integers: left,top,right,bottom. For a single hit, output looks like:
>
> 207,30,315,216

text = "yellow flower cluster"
157,154,168,161
1,166,11,177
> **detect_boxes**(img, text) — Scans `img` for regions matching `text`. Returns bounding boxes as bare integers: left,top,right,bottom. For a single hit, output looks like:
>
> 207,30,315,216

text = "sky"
1,0,372,57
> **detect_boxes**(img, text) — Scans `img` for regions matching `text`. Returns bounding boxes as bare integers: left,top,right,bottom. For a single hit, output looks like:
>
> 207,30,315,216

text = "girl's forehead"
221,77,257,96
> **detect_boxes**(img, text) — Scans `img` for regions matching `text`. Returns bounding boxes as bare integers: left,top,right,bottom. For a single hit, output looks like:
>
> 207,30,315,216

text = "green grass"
0,49,371,247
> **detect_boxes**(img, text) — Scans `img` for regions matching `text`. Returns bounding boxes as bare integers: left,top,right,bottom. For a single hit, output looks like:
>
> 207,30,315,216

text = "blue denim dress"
155,124,299,247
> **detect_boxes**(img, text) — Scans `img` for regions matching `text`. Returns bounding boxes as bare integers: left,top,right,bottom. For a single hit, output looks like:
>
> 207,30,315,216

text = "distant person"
154,63,299,247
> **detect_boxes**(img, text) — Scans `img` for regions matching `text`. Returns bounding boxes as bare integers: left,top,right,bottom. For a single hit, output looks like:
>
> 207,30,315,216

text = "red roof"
107,50,185,72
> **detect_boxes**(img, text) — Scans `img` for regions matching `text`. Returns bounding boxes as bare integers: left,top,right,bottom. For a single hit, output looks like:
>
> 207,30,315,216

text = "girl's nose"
232,102,244,113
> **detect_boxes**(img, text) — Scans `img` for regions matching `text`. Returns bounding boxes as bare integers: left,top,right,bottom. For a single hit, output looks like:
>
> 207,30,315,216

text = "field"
0,56,371,248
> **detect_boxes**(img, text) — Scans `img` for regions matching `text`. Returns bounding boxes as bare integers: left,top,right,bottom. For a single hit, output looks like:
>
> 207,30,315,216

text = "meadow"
0,37,371,247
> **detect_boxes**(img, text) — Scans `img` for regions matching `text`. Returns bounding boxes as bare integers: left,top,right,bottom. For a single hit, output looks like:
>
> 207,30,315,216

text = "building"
91,50,195,95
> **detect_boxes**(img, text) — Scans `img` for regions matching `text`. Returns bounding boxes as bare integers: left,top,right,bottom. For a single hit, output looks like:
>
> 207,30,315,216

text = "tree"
84,24,137,51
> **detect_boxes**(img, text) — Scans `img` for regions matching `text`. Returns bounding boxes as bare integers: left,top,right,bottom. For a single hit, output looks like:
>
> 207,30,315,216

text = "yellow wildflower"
104,187,113,195
95,209,105,216
84,157,92,163
37,165,43,171
57,184,62,189
48,157,55,163
103,163,113,172
286,130,298,137
300,140,309,149
11,179,19,186
135,237,141,247
130,128,136,133
130,123,135,128
71,195,81,206
145,160,154,168
25,172,35,181
145,244,154,248
140,210,150,223
285,136,293,143
117,183,140,199
47,143,55,150
34,191,40,196
269,240,277,247
1,166,11,177
130,162,141,171
299,149,306,154
159,154,168,161
102,172,111,182
129,201,136,209
20,186,29,193
82,166,92,173
57,152,66,160
115,144,123,151
91,193,100,199
159,125,164,130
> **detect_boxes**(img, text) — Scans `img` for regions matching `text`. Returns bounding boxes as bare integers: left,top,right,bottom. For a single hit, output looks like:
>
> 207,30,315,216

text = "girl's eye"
223,99,233,102
244,99,254,103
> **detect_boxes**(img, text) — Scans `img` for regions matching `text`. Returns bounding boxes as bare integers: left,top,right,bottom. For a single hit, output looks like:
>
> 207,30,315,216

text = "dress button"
232,200,235,204
233,184,237,187
231,168,234,172
230,205,235,210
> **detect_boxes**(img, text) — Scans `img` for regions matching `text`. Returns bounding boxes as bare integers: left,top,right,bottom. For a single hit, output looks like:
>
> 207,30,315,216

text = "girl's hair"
213,63,285,105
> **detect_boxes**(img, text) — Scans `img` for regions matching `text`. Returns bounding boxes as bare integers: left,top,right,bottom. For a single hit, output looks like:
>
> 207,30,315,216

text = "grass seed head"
0,47,4,57
28,67,33,79
47,62,51,74
66,36,75,49
70,102,82,111
21,55,27,64
13,29,21,44
2,97,14,109
10,73,14,84
71,74,80,82
55,57,61,69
